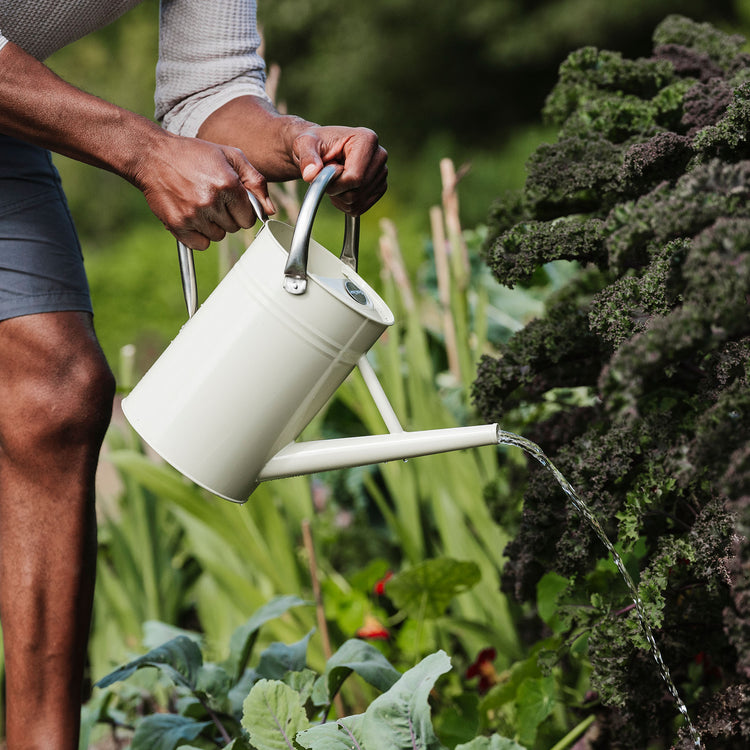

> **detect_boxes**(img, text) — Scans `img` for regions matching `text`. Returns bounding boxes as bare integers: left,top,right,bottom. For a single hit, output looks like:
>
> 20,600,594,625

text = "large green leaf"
297,650,452,750
96,635,203,691
312,638,401,706
387,558,481,619
242,679,311,750
227,595,310,681
130,715,211,750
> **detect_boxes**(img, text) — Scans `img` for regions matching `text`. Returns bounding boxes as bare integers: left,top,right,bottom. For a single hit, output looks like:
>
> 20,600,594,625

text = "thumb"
294,133,327,182
226,148,276,216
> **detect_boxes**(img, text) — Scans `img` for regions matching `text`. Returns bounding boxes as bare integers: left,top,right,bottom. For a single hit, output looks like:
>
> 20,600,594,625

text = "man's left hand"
291,125,388,215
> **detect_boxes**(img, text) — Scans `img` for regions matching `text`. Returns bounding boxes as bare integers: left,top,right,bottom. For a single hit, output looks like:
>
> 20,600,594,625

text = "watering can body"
122,166,499,503
122,217,393,502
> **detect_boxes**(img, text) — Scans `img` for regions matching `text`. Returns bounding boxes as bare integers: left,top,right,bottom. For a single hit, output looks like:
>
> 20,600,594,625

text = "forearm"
196,95,315,182
0,41,162,186
0,41,274,250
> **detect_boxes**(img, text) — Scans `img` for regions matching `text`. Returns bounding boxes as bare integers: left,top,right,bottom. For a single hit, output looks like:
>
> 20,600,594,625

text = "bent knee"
3,349,115,460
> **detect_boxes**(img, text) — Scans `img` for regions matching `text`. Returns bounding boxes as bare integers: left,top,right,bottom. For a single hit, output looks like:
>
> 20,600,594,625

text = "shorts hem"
0,294,94,323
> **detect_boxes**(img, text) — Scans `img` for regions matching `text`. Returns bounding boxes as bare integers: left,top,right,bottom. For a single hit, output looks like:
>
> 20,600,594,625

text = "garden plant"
474,14,750,749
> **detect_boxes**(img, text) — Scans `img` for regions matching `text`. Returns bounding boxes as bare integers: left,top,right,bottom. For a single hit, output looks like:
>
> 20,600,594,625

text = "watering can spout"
256,423,500,486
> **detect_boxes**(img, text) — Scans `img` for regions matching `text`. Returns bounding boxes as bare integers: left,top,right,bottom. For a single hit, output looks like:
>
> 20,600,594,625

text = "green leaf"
516,676,556,747
294,719,365,750
95,635,203,690
143,620,202,651
284,668,318,708
223,739,253,750
242,679,310,750
257,631,313,680
387,558,481,619
228,595,310,681
223,738,253,750
455,735,528,750
131,715,211,750
535,572,569,631
433,693,480,748
195,663,232,707
312,638,401,706
298,650,452,750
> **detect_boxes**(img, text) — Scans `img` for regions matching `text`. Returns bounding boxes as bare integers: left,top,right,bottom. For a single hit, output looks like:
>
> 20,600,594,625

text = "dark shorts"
0,133,92,322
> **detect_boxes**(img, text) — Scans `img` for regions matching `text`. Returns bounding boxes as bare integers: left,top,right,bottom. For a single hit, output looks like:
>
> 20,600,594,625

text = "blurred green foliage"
40,0,744,369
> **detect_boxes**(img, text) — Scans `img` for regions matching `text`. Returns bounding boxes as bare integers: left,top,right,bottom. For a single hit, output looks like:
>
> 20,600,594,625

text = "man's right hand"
132,134,276,251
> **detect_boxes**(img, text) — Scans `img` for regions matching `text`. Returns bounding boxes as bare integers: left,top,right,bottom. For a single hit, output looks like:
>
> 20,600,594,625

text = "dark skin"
0,38,386,750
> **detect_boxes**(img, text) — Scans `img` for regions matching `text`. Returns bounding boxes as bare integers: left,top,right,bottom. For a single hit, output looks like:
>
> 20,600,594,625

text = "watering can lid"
306,266,395,326
263,217,395,326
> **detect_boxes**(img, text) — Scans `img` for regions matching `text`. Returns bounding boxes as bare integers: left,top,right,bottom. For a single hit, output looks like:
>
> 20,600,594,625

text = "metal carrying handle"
178,168,361,314
177,191,268,318
283,164,360,294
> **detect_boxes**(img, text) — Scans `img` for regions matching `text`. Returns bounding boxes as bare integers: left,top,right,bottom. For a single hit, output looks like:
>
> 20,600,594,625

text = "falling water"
496,428,701,748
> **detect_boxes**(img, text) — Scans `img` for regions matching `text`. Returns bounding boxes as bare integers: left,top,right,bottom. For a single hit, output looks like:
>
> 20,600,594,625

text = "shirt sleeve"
0,30,9,54
155,0,271,136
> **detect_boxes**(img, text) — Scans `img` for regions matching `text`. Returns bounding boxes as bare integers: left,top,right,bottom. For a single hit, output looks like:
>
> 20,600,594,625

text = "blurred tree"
42,0,742,243
259,0,739,152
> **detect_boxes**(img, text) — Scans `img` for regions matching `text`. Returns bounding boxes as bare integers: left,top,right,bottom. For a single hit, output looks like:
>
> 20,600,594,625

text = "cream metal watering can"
121,166,500,503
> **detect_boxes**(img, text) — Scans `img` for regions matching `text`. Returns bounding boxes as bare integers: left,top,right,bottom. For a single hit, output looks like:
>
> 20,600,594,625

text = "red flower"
466,647,498,693
357,614,390,640
374,571,394,596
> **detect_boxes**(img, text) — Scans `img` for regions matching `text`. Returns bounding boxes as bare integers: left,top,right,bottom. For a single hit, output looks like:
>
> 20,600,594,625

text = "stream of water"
496,428,702,747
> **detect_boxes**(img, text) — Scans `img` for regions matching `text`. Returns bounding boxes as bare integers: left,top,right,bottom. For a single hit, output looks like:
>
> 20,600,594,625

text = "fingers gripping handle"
177,191,267,319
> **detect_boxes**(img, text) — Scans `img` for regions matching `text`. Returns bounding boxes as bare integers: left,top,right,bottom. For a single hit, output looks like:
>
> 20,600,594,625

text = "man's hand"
197,97,388,215
133,133,276,250
291,125,388,215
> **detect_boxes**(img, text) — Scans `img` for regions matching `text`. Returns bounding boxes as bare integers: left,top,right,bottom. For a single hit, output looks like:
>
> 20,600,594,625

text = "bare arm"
197,95,388,216
0,41,274,250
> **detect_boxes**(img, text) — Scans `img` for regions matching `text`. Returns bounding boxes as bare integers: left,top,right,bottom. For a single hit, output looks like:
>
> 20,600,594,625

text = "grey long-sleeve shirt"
0,0,270,135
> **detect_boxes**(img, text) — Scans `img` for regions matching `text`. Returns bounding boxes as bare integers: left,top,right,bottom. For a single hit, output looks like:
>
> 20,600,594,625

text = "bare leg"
0,311,115,750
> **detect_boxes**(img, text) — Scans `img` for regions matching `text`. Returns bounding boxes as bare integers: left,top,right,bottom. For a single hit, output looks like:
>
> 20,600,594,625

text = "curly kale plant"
474,16,750,749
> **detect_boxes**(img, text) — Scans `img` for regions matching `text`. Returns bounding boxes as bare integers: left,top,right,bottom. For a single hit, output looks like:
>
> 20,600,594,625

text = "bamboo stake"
439,158,471,285
378,218,415,311
429,206,461,381
301,519,345,717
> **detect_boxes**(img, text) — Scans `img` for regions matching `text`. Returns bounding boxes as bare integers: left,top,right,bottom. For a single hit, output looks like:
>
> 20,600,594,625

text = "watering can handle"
283,164,360,294
177,190,267,319
178,168,360,314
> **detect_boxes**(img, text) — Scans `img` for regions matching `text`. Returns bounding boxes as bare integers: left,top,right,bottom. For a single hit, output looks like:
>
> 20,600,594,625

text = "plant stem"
549,714,596,750
202,700,232,745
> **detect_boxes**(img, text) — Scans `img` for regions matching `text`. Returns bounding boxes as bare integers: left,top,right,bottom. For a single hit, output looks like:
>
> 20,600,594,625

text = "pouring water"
497,429,702,748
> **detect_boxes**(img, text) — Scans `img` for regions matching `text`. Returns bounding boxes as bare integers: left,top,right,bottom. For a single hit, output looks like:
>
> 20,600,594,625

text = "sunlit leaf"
387,558,481,619
298,650,451,750
242,679,310,750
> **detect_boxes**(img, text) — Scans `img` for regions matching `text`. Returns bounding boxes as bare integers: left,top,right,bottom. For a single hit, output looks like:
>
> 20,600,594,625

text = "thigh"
0,133,93,323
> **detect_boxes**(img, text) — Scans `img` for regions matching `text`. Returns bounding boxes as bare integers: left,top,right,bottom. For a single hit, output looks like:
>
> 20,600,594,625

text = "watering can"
121,165,500,503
